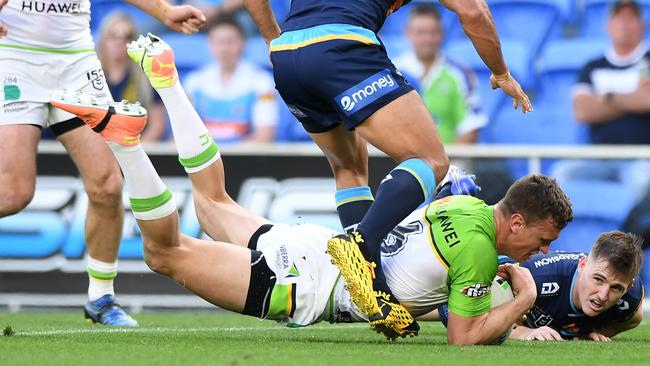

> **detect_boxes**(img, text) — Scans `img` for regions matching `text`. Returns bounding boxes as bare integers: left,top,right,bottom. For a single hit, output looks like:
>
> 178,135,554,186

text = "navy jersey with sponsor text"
283,0,412,33
520,252,643,339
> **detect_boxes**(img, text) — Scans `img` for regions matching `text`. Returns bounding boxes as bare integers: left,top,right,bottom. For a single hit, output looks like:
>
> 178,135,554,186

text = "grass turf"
1,312,650,366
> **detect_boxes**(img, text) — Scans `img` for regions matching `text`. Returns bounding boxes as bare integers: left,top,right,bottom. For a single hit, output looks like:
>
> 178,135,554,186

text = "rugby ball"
491,275,515,344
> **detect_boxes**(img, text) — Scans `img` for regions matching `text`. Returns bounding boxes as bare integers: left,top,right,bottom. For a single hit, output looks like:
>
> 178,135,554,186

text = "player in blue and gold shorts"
245,0,534,338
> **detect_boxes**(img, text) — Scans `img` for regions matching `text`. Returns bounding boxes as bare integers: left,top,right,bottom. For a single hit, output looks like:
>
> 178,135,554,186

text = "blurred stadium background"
2,0,650,314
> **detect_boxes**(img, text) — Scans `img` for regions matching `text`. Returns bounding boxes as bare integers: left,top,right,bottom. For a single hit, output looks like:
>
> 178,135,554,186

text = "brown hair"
591,231,644,281
410,3,441,22
499,174,573,230
206,13,245,39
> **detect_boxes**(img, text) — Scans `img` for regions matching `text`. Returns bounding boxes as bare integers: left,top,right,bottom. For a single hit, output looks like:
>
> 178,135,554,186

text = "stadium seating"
552,180,637,253
445,0,571,55
380,0,456,37
580,0,650,38
90,0,158,34
162,33,212,79
444,38,531,120
537,38,608,108
245,36,273,70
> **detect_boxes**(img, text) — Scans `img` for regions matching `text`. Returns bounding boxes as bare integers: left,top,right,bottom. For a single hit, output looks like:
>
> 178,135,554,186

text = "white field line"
14,324,369,337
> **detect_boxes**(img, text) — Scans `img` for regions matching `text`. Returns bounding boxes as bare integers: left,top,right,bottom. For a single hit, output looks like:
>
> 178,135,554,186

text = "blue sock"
356,159,437,294
335,186,373,233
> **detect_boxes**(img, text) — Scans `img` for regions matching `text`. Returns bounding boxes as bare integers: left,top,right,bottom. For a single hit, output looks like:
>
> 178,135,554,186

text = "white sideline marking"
15,324,368,337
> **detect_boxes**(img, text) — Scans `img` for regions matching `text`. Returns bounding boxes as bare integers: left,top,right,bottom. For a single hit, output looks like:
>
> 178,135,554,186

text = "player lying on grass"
49,34,573,344
429,232,644,341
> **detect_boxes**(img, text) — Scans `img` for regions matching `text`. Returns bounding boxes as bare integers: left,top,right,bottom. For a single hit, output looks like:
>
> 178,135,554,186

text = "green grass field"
1,312,649,366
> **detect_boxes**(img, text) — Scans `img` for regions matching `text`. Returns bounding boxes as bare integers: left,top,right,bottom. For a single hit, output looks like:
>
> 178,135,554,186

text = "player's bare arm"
125,0,206,35
447,264,537,345
244,0,281,44
440,0,532,113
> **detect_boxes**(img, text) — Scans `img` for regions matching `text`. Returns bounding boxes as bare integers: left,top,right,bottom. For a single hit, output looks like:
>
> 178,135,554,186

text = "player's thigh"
0,124,41,210
355,90,447,164
49,53,113,128
57,126,123,203
172,235,252,312
308,124,369,188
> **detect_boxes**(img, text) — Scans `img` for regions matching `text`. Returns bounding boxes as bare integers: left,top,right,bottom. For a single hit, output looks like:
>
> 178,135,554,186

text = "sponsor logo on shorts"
335,69,399,116
277,245,290,270
86,69,105,91
3,76,20,102
462,283,491,298
287,104,307,118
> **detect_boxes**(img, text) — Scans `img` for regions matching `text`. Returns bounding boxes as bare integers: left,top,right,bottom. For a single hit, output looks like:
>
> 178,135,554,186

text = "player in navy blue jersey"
435,231,644,341
244,0,533,338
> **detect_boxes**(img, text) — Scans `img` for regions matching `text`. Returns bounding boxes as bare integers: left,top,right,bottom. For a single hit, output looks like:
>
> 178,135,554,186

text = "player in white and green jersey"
50,33,574,344
52,35,572,344
0,0,205,326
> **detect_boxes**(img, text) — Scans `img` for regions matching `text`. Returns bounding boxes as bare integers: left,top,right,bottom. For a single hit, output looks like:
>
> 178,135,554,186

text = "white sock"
87,256,117,301
109,142,177,220
155,83,220,173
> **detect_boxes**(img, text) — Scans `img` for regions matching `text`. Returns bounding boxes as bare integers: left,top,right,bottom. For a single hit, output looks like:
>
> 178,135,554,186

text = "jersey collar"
569,267,584,315
605,41,648,67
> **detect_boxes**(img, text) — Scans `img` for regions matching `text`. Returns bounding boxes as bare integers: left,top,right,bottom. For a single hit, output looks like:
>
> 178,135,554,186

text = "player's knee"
0,187,34,216
85,169,124,207
423,156,450,185
142,242,173,276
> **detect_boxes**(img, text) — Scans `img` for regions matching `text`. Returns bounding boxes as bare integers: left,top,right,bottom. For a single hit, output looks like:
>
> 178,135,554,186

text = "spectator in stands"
184,15,278,143
97,12,166,141
394,3,487,144
552,0,650,202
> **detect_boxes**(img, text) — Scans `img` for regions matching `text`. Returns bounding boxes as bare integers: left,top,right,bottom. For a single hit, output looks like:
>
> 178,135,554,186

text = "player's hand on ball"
503,263,536,306
490,71,533,114
582,331,611,342
0,0,7,10
525,326,564,341
164,5,207,35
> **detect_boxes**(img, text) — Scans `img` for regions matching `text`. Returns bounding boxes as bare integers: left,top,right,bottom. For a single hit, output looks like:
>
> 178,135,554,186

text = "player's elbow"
447,332,484,345
450,0,484,22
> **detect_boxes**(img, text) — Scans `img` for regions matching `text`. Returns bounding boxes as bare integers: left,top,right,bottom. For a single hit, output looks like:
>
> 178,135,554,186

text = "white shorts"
0,51,113,127
255,223,342,326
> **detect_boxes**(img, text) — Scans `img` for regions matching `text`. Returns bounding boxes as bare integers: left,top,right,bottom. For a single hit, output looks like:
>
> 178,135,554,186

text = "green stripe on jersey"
129,189,173,213
0,43,94,54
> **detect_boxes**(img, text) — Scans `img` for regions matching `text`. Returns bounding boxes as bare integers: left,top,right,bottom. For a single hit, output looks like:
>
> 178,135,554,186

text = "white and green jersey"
0,0,94,53
333,195,498,321
394,53,487,143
